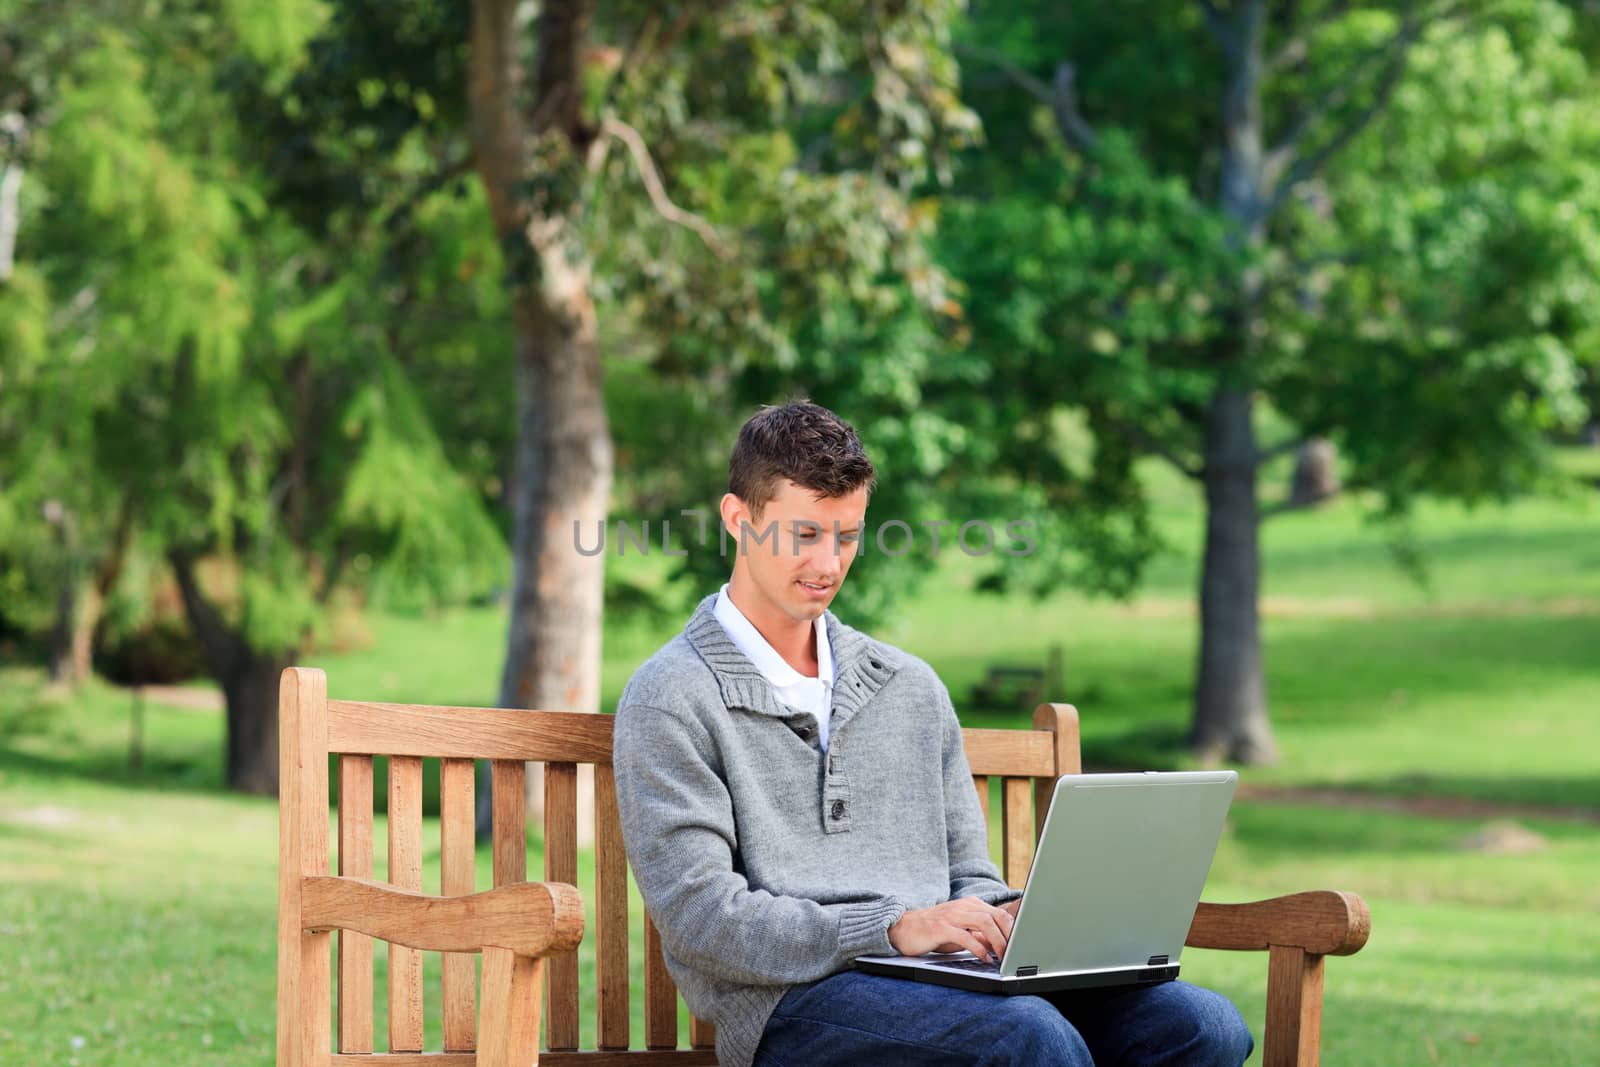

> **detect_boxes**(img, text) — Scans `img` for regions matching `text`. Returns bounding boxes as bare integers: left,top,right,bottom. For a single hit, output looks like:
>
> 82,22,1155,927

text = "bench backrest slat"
544,762,581,1051
689,1014,717,1051
595,763,631,1050
330,700,612,761
388,755,426,1052
490,759,526,887
963,728,1056,777
440,757,478,1052
1001,776,1035,889
337,755,375,1053
972,774,991,825
644,914,678,1049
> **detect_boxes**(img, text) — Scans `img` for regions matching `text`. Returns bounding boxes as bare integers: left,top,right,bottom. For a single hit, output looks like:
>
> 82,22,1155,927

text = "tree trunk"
45,503,83,688
169,549,290,794
0,112,24,282
1190,387,1277,763
48,501,134,687
1190,0,1277,764
47,569,84,687
483,289,611,839
67,583,104,684
494,201,611,726
219,649,290,795
469,0,611,841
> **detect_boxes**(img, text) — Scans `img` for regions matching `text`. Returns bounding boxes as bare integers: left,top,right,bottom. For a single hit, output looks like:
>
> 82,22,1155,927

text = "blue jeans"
753,971,1254,1066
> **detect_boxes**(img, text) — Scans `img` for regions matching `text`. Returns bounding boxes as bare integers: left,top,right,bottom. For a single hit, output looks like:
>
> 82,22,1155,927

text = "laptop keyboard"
927,957,1003,973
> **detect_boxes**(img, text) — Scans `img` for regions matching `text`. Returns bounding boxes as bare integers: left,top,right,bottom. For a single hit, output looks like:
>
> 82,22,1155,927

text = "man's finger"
956,915,1003,960
976,915,1008,958
960,930,995,962
969,926,1000,960
946,925,994,962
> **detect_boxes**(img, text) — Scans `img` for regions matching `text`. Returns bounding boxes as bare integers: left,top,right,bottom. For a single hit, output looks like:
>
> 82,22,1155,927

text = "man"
612,401,1253,1066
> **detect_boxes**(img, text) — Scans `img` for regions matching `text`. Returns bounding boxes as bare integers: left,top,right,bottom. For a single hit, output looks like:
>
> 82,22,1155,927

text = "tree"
0,1,508,791
942,0,1600,760
258,0,978,827
0,1,145,687
466,0,981,818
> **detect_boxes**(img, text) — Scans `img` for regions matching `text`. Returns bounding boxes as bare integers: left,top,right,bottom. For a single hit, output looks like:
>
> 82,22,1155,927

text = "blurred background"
1,1,1596,1063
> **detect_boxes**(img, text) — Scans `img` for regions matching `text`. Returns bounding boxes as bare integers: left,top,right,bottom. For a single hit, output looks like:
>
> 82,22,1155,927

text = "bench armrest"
1187,890,1370,957
301,875,585,957
1187,890,1371,1067
299,877,582,1067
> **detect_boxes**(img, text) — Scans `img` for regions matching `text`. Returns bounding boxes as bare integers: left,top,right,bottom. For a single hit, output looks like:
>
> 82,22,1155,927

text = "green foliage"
333,356,508,612
9,0,1600,770
0,9,253,634
0,0,510,663
218,1,989,632
937,0,1600,600
221,0,329,70
935,130,1236,594
1273,8,1600,510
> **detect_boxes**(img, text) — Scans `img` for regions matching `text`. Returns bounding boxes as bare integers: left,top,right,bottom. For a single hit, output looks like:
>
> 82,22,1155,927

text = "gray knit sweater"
612,594,1020,1066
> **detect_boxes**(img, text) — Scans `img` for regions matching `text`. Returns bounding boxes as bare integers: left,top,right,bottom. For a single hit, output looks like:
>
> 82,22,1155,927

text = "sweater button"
830,800,846,821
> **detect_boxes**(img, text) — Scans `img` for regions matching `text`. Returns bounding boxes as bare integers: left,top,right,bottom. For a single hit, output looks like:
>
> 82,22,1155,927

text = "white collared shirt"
713,583,835,751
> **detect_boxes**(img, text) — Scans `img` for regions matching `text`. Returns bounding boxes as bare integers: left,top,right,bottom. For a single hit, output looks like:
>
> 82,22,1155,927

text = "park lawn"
2,460,1598,1063
895,476,1600,811
3,758,1597,1066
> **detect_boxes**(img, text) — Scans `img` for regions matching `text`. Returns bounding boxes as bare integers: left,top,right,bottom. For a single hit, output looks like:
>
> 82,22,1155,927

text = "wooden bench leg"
481,947,544,1067
1265,944,1324,1067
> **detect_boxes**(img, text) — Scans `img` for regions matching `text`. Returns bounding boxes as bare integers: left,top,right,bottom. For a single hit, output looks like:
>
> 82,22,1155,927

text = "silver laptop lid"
999,770,1237,976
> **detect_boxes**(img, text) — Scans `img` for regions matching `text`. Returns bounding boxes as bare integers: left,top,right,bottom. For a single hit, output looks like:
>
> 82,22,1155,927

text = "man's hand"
1000,898,1020,920
888,898,1015,962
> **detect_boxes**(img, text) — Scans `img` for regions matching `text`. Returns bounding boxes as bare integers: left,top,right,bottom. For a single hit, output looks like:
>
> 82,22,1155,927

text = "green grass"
894,469,1600,811
2,454,1598,1064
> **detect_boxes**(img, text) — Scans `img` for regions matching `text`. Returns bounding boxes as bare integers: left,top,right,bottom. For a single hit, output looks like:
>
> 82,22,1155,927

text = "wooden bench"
969,645,1063,711
277,666,1370,1067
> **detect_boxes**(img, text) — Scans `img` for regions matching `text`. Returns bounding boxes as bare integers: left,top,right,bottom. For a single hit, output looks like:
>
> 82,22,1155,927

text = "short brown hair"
729,400,876,516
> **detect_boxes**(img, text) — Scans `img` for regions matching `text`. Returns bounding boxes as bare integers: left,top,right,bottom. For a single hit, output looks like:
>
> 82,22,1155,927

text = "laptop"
855,770,1237,995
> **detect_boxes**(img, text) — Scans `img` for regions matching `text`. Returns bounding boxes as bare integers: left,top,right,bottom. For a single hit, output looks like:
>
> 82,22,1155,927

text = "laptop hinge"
1146,955,1170,967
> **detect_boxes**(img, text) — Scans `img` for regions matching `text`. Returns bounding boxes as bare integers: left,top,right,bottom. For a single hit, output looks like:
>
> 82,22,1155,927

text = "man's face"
723,479,869,627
